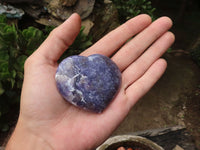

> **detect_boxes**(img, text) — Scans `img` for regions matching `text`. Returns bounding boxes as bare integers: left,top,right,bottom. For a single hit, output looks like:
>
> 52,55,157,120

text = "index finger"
80,14,152,57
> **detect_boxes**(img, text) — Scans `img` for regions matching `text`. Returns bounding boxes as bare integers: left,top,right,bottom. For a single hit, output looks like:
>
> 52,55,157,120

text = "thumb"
36,13,81,62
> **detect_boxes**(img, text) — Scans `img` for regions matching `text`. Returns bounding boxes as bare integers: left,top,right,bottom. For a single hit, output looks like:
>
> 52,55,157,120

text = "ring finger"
112,17,173,71
122,31,175,89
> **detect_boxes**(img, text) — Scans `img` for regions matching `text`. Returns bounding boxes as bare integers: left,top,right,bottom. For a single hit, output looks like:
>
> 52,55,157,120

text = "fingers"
98,60,167,133
36,13,81,62
122,31,175,89
125,58,167,106
112,17,173,71
81,14,152,56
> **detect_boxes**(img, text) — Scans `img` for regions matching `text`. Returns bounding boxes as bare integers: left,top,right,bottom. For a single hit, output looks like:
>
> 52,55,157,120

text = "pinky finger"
125,58,167,107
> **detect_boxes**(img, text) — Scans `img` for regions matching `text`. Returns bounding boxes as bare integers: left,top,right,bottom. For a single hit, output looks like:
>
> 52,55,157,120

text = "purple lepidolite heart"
55,54,121,113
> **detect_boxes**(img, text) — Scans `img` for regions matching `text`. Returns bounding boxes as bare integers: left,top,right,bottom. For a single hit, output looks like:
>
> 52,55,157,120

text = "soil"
112,52,200,149
185,89,200,149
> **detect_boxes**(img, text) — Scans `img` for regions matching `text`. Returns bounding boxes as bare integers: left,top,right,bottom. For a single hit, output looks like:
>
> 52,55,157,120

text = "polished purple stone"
55,54,121,113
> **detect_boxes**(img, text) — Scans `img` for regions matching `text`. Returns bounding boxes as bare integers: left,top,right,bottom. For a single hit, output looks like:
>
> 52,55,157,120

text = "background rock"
90,2,120,42
1,0,39,4
81,19,94,35
73,0,95,19
0,3,24,19
60,0,77,7
45,0,95,20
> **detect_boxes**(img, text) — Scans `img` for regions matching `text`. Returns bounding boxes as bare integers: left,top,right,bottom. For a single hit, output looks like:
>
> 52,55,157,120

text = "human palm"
13,14,174,150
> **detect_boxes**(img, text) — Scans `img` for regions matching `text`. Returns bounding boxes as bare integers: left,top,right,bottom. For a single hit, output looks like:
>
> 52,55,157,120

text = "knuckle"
49,27,72,46
50,27,58,36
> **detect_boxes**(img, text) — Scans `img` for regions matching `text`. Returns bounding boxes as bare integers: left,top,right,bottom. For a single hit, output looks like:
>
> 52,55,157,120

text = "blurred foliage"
112,0,156,23
0,14,92,132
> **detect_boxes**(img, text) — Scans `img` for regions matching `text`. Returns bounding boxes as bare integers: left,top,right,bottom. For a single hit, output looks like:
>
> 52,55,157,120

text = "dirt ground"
112,52,200,149
185,88,200,149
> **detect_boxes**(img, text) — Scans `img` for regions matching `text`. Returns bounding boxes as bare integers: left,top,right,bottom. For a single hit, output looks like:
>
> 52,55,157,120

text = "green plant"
0,15,47,131
0,14,92,132
112,0,156,23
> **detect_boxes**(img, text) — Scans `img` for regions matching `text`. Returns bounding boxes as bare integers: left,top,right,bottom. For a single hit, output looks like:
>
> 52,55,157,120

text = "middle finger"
112,17,173,71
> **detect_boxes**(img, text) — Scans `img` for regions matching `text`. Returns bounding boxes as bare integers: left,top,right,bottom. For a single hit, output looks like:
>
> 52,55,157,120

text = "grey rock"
46,0,95,20
173,145,184,150
36,16,63,26
0,3,24,19
22,5,47,19
90,2,120,42
81,19,94,35
73,0,95,19
60,0,77,7
2,0,39,4
47,0,72,20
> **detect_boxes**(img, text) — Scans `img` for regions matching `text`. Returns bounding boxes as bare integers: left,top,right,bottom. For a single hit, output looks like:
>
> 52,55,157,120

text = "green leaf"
16,77,23,88
0,61,10,80
79,40,93,50
44,26,55,34
0,49,9,61
17,71,24,80
0,15,7,23
113,0,156,23
0,72,10,80
22,27,45,54
9,47,18,58
167,48,172,53
0,24,17,44
8,78,15,88
14,55,27,72
22,27,36,39
11,70,16,79
142,5,147,9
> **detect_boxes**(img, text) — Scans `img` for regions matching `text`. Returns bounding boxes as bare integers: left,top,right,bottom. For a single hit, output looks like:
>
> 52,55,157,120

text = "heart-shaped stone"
55,54,121,113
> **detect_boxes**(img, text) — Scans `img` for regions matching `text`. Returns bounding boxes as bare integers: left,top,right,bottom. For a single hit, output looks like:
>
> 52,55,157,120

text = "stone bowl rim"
96,135,164,150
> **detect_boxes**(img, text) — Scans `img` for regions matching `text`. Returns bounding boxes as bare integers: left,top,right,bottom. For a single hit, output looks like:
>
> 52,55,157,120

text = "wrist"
5,119,53,150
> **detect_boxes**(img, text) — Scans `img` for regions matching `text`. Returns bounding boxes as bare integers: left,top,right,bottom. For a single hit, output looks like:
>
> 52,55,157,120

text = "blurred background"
0,0,200,149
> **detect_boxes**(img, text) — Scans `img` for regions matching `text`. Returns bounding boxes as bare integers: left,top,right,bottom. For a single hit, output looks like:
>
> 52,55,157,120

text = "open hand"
6,13,174,150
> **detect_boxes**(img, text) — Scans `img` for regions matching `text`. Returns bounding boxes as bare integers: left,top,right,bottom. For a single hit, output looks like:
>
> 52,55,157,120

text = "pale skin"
5,13,175,150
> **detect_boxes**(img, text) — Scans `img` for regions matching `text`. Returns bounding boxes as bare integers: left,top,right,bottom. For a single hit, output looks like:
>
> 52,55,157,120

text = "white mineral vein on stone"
77,74,87,103
88,55,97,61
55,72,86,104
